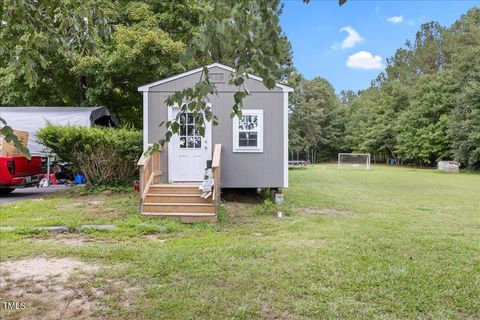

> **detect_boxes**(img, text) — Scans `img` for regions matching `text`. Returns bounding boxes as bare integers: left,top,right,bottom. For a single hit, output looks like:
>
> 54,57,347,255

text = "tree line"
1,2,478,169
289,8,480,170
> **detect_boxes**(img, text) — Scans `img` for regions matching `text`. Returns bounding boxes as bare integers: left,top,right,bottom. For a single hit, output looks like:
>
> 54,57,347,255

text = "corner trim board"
143,91,149,151
167,106,174,183
283,91,289,188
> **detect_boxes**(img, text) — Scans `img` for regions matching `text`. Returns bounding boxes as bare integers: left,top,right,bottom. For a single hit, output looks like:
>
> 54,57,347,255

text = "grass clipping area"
1,165,479,319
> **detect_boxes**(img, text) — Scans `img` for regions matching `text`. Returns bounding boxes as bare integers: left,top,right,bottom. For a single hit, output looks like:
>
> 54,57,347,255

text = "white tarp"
0,106,118,155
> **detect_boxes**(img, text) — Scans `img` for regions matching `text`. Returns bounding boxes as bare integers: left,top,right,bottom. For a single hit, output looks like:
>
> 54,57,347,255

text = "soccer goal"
338,153,371,170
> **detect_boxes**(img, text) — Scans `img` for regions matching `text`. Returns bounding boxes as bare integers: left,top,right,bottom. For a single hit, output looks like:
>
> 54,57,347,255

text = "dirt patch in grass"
0,257,101,319
296,207,355,217
142,234,167,242
87,201,126,218
27,235,120,247
56,195,102,208
55,194,127,220
84,199,109,216
224,202,248,216
62,237,88,246
0,256,138,319
55,195,105,210
28,236,85,246
260,300,291,319
56,202,81,210
293,239,317,246
250,232,265,237
222,202,259,225
0,257,99,282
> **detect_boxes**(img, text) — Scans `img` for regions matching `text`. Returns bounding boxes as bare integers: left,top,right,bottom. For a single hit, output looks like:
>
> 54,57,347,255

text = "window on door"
233,109,263,153
179,112,202,149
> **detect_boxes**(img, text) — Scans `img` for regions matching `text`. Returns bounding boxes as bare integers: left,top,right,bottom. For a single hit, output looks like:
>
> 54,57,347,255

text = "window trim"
232,109,264,153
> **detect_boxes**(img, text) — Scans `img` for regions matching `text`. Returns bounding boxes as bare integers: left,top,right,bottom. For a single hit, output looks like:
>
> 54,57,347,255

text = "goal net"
338,153,371,170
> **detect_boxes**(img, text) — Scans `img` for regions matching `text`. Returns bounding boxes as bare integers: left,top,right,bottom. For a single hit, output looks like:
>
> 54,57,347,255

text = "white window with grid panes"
179,112,202,149
233,109,263,153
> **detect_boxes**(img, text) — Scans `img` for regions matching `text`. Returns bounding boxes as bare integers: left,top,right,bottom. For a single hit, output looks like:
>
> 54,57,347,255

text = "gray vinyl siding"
147,91,169,184
146,66,286,188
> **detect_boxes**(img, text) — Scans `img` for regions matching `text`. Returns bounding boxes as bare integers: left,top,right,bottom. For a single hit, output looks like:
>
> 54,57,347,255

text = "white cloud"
346,51,384,70
332,26,364,50
330,43,340,50
387,16,404,24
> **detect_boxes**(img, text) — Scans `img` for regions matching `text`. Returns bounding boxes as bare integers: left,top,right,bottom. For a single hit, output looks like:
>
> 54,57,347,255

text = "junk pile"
199,165,214,199
437,160,460,173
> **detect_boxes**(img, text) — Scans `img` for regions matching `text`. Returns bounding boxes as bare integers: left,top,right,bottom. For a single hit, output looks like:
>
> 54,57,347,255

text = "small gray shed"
138,63,293,189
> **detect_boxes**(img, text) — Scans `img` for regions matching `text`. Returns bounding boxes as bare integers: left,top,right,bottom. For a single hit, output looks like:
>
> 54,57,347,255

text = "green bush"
37,125,142,185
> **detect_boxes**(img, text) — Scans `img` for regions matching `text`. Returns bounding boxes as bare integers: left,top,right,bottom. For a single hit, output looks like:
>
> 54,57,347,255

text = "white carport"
0,106,118,155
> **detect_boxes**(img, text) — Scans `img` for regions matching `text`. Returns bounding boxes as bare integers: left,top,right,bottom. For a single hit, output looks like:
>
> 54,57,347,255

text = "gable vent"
210,73,225,83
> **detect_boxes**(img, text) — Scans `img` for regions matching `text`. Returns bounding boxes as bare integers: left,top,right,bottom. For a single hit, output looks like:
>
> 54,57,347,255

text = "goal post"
338,153,371,170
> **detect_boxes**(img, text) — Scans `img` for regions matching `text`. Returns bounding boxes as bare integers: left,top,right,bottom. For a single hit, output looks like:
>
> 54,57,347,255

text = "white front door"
169,108,212,182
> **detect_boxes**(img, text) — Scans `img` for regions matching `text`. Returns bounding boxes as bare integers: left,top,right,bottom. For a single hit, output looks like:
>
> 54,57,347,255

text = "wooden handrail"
137,145,162,200
212,143,221,168
212,144,222,203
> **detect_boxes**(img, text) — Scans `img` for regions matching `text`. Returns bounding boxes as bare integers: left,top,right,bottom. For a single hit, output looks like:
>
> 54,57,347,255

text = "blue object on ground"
75,174,86,184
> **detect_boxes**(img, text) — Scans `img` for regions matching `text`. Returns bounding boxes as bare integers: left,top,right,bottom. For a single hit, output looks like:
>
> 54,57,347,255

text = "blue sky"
280,1,479,93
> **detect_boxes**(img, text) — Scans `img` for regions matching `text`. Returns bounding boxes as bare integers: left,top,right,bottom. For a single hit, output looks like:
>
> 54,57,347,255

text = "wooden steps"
148,184,200,194
141,184,217,223
145,194,212,203
142,202,215,213
140,212,217,223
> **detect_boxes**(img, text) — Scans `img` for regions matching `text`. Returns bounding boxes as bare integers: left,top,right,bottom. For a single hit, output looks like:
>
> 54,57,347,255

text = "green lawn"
1,165,479,319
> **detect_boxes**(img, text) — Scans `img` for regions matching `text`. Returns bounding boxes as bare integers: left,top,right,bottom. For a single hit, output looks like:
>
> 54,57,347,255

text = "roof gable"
138,63,293,93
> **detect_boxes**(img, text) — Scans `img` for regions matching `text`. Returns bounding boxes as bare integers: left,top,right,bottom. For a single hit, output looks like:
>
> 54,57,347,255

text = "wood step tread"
146,193,203,197
141,212,216,216
143,202,214,206
151,184,200,188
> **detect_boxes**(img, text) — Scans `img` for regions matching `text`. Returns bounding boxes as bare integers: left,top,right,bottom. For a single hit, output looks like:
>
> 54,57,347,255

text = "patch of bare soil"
225,202,249,214
250,232,265,237
0,257,98,282
0,257,101,320
56,196,114,216
86,200,103,207
260,300,291,319
85,199,110,216
294,239,316,246
296,207,355,217
222,202,258,225
142,234,167,242
56,202,82,210
28,236,86,246
27,235,120,247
